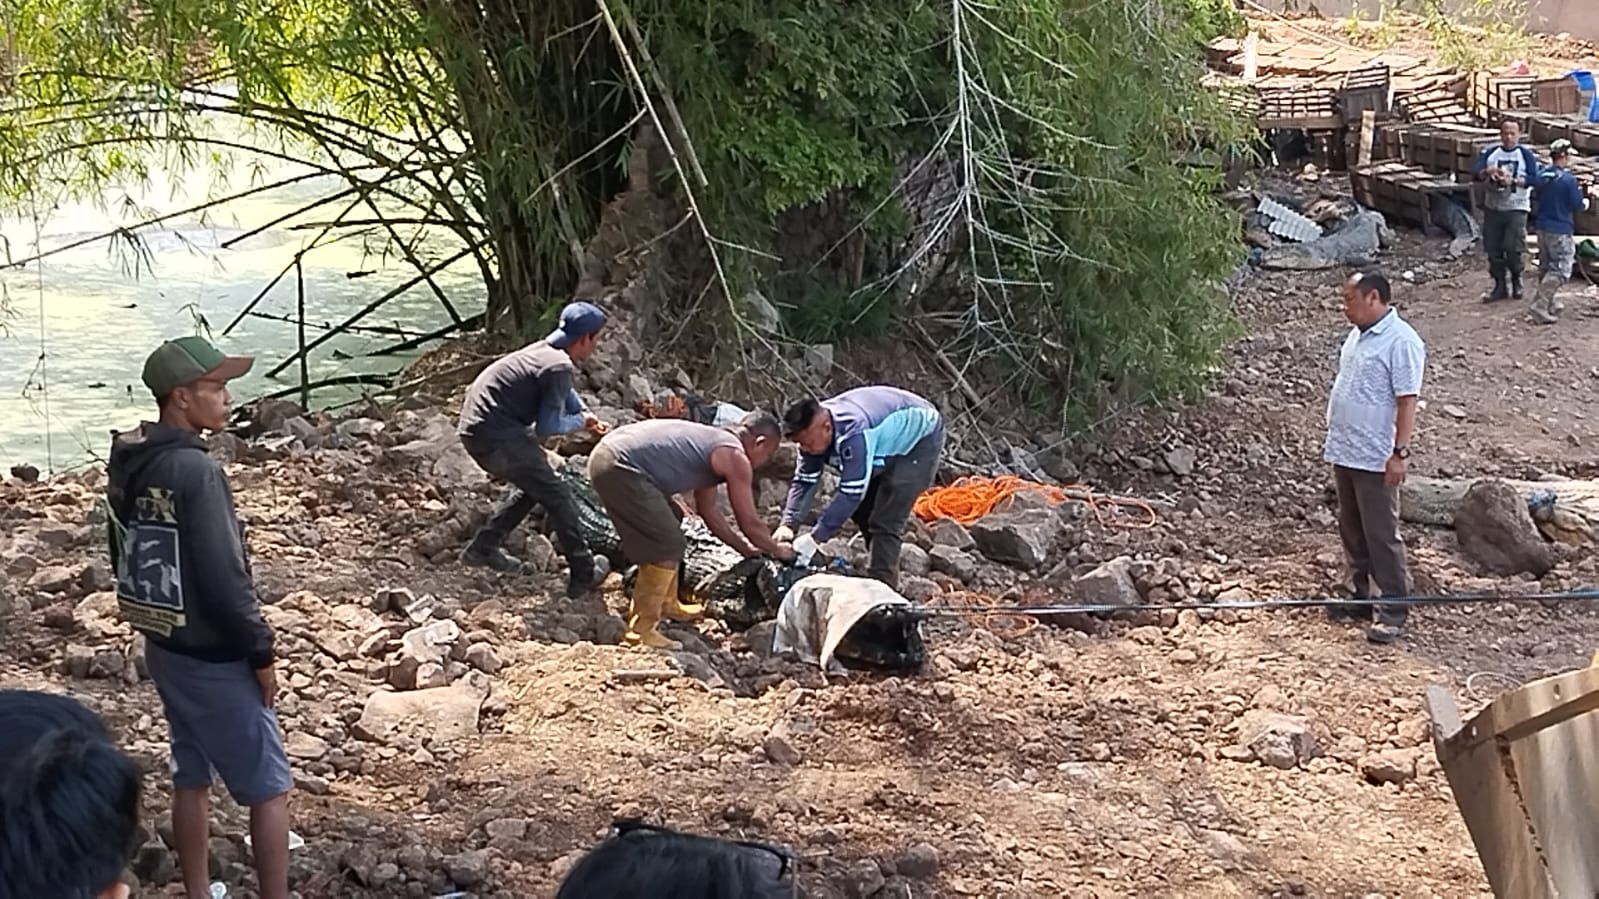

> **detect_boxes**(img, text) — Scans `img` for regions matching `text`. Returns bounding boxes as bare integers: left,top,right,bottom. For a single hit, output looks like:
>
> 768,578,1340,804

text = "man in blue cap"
458,301,611,597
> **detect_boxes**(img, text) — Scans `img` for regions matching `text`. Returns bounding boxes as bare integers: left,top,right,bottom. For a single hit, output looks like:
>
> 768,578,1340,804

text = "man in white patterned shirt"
1324,271,1425,644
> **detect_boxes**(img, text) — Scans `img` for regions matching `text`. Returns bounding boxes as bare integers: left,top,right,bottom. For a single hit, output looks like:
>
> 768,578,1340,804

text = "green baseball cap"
142,336,254,399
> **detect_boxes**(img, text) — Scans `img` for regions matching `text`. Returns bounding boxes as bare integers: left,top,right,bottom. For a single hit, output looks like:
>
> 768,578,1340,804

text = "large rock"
968,512,1052,570
353,677,489,745
1455,479,1552,577
927,518,976,551
1236,710,1319,770
26,564,79,594
899,544,931,577
389,620,463,690
1070,556,1142,608
1360,748,1419,785
928,545,978,583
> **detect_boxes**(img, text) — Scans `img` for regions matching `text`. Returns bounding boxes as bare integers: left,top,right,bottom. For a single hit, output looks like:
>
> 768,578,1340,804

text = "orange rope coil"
912,475,1157,529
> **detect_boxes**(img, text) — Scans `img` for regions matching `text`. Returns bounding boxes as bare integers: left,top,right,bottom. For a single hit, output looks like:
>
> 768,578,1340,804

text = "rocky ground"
4,185,1599,898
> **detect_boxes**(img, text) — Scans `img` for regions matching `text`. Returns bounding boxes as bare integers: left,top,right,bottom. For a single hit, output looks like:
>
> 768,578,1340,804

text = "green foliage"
637,1,949,219
934,0,1250,414
0,0,1251,425
1412,0,1532,70
778,275,895,345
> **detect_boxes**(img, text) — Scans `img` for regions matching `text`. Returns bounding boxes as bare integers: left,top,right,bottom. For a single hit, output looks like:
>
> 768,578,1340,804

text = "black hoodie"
106,423,274,669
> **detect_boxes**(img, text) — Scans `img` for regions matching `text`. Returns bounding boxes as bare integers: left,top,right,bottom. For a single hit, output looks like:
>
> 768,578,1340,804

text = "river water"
0,159,484,473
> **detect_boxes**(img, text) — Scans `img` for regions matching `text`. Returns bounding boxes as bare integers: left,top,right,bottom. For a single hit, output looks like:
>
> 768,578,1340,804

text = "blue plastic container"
1567,70,1597,123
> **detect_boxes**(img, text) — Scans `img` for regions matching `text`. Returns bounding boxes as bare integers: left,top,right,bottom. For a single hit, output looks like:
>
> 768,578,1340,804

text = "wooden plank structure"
1393,86,1474,125
1257,84,1342,130
1470,72,1537,122
1339,64,1392,123
1350,160,1472,229
1426,663,1599,898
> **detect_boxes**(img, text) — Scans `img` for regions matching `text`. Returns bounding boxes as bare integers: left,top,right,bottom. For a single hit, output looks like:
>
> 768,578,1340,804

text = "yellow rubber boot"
660,568,705,622
624,563,682,650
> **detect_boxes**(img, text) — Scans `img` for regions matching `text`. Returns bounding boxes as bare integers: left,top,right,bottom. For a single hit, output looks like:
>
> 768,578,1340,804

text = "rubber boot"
624,563,682,650
659,567,705,622
1483,261,1508,302
1509,267,1524,300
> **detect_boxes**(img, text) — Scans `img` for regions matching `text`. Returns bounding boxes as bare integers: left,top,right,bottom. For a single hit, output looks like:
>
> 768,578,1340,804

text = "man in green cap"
106,336,291,899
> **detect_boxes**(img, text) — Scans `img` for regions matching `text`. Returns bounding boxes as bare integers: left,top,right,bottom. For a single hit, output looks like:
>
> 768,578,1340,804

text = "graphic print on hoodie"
106,423,275,668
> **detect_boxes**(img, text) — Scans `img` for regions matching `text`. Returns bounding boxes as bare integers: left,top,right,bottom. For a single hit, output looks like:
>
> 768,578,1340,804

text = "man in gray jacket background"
108,336,291,899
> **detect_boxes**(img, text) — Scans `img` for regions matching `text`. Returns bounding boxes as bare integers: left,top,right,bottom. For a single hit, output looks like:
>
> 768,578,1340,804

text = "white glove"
772,525,795,544
792,533,819,566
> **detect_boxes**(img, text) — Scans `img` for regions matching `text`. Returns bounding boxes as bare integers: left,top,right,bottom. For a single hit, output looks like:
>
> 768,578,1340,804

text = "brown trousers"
1333,465,1410,626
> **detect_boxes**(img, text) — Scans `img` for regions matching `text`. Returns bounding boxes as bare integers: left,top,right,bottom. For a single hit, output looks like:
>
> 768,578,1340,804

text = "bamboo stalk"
264,243,482,378
296,257,310,411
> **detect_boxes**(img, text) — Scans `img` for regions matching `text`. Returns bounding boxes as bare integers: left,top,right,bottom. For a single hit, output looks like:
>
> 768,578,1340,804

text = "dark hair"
0,692,141,899
737,411,781,443
1351,270,1392,305
557,825,791,899
781,398,821,438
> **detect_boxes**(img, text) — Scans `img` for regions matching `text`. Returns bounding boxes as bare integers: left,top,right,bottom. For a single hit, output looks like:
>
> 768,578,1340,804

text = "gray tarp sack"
773,574,929,673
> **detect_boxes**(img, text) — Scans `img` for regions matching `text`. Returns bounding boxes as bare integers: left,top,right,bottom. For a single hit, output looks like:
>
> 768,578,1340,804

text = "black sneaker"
460,543,524,573
1365,622,1406,644
565,554,611,598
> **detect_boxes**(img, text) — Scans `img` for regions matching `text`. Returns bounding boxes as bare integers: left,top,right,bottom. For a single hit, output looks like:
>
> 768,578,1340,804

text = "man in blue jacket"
108,336,290,899
457,301,611,596
1529,139,1588,324
776,386,944,588
1472,119,1539,302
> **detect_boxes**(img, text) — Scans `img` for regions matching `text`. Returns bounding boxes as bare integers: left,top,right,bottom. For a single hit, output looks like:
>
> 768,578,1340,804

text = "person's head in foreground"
1550,137,1573,167
1342,270,1392,328
556,820,794,899
782,398,832,455
1499,118,1520,149
732,411,783,470
0,690,142,899
143,335,254,433
547,300,607,361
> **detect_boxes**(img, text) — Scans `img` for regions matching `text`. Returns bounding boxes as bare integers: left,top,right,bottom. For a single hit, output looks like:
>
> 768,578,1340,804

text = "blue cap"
546,301,607,348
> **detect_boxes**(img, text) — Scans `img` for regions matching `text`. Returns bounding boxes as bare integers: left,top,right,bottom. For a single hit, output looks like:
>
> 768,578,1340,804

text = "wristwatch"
1394,445,1411,460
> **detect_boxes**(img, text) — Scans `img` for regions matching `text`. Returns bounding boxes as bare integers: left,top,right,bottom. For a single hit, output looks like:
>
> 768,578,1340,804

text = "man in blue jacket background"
1529,139,1588,324
776,386,944,588
1472,119,1540,302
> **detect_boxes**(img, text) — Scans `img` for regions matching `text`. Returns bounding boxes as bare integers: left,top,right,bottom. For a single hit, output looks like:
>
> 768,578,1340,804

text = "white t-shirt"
1324,309,1426,473
1481,145,1534,211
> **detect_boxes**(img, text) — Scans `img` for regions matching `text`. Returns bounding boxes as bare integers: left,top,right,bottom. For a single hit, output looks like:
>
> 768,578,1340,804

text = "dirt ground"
5,182,1599,899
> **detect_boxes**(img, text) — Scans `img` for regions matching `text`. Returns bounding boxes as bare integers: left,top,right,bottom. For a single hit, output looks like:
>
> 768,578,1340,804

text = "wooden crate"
1340,64,1392,121
1533,77,1582,116
1350,160,1472,228
1471,72,1537,121
1395,88,1473,124
1258,85,1341,130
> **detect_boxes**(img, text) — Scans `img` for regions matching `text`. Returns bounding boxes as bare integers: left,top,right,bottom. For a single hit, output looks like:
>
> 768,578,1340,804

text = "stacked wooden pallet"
1350,160,1472,229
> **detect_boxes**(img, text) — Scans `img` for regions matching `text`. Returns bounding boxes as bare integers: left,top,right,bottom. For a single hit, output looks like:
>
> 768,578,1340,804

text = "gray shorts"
145,642,292,807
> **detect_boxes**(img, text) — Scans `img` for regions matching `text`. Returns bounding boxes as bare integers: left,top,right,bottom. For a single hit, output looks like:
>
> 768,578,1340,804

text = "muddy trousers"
461,430,589,563
1483,209,1528,295
1533,231,1576,317
850,428,945,589
1333,465,1409,627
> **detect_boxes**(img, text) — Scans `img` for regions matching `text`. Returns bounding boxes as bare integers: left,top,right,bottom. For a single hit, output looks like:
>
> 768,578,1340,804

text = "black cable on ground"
933,588,1599,619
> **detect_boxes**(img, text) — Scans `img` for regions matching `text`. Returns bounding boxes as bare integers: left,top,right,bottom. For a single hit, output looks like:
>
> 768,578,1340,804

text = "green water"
0,161,484,473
